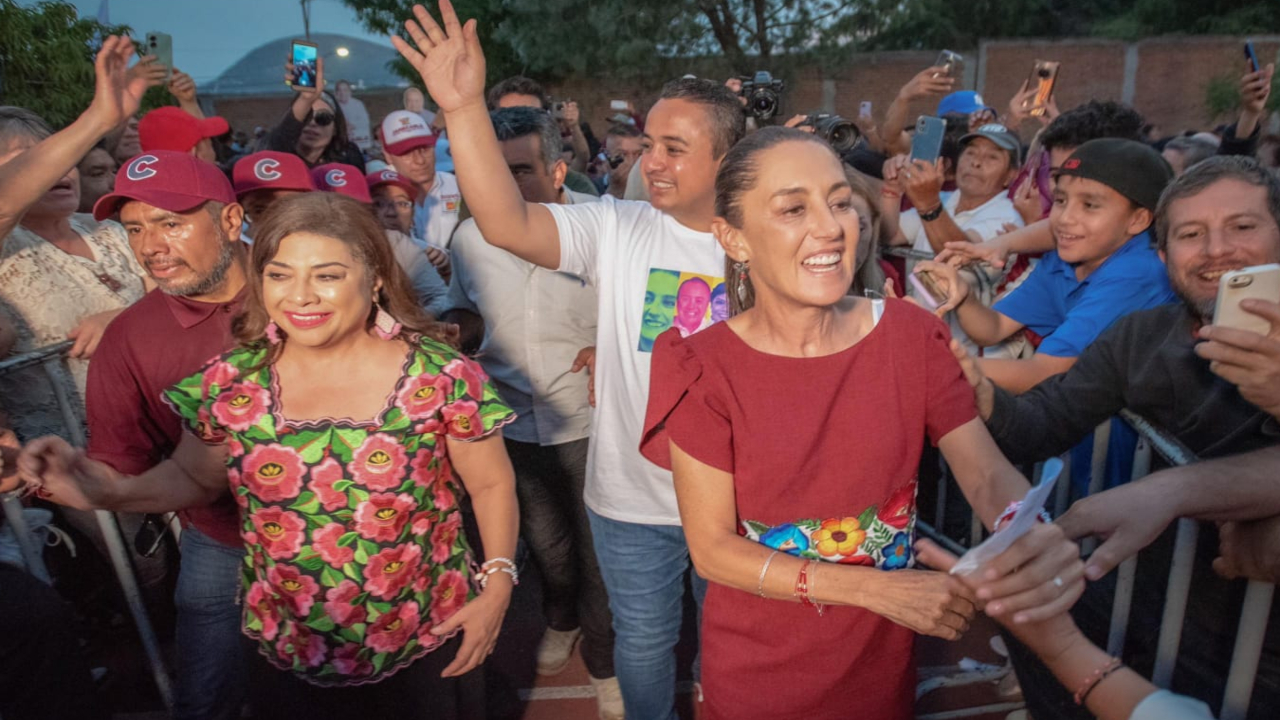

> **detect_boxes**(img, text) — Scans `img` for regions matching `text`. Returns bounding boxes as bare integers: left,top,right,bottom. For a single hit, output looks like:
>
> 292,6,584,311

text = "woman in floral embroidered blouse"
639,128,1085,720
20,193,519,717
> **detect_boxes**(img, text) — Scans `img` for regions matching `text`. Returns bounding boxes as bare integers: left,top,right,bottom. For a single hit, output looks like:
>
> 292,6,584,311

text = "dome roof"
201,33,407,97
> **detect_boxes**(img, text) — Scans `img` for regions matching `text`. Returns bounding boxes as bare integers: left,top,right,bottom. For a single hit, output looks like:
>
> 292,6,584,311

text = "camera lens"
1038,68,1051,78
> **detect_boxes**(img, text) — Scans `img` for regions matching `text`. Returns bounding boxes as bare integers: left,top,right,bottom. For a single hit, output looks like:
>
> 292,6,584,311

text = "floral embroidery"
163,338,515,687
743,479,918,569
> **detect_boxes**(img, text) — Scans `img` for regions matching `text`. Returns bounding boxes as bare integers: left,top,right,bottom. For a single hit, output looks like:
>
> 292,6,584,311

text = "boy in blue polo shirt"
919,138,1176,393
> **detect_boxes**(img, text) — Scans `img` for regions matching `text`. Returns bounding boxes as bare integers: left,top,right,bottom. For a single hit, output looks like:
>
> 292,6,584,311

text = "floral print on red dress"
163,338,515,686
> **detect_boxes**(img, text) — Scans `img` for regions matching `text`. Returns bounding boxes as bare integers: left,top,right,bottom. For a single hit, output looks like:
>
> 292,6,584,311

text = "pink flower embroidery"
410,510,436,536
441,400,482,439
241,443,305,502
194,405,224,443
347,434,409,491
442,358,487,399
200,361,239,396
250,507,306,560
430,569,469,626
416,618,443,650
267,563,320,616
365,601,421,654
245,580,281,641
353,492,417,543
409,447,450,490
324,580,367,627
878,479,917,530
277,622,327,669
432,479,456,512
312,523,353,568
430,515,462,564
332,642,373,677
310,456,347,511
363,543,423,600
395,374,453,420
210,382,271,432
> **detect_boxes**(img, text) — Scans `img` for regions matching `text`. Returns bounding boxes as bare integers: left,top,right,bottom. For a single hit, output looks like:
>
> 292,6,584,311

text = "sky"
38,0,393,83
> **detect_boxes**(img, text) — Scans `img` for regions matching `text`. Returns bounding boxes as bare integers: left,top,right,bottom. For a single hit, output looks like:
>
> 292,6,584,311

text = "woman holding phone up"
640,127,1084,719
267,56,366,171
20,193,517,717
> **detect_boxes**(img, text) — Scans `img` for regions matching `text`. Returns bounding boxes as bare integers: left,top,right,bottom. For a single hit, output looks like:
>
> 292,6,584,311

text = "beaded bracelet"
992,500,1053,533
793,560,826,616
478,565,519,590
757,549,780,598
1073,656,1123,706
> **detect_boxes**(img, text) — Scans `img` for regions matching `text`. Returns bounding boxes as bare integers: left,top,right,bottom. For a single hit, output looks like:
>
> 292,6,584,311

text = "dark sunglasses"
311,111,335,127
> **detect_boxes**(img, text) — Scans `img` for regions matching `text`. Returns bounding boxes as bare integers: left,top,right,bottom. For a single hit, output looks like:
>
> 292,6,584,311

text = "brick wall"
207,35,1280,146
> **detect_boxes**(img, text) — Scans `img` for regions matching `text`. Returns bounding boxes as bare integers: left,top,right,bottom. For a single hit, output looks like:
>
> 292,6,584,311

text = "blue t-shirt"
993,231,1176,357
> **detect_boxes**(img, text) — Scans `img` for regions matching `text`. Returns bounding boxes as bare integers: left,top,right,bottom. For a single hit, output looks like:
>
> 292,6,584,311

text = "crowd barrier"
0,341,174,711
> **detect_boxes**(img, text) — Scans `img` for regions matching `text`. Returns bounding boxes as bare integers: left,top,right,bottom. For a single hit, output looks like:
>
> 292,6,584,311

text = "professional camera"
798,113,860,153
739,71,785,122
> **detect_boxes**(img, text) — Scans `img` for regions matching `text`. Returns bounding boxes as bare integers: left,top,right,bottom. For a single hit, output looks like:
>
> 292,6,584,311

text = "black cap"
1055,138,1172,211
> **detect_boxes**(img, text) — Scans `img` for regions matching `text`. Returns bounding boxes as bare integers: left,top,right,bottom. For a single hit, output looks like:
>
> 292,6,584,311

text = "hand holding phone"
1023,60,1060,118
1214,264,1280,335
908,271,946,310
910,115,946,164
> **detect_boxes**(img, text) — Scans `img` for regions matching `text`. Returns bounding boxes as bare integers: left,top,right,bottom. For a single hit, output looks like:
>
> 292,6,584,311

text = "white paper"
950,457,1063,576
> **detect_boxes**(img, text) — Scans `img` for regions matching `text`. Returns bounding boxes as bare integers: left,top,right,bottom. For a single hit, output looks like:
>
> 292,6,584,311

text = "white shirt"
411,172,462,251
900,190,1023,255
338,96,373,151
548,196,725,525
384,229,449,317
445,188,599,445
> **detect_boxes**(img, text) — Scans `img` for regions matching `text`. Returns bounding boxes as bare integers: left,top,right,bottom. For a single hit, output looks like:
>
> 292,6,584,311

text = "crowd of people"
1,3,1279,719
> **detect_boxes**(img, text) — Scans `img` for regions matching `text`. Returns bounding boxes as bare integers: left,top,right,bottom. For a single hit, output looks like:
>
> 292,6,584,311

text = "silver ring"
1052,576,1064,589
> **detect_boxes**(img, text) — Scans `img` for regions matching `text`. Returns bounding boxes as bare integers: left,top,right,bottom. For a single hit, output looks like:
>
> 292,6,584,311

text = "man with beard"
85,150,249,720
955,155,1280,719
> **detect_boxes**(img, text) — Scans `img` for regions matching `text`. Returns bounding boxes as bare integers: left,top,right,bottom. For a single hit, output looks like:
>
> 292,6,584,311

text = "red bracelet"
794,560,826,616
1073,656,1123,705
880,188,902,198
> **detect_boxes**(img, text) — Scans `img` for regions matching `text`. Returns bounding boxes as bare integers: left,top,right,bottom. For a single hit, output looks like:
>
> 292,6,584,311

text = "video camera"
798,113,860,154
739,71,785,122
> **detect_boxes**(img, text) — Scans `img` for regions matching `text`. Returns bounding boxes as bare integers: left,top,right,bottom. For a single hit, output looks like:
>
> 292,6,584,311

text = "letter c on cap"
126,155,159,182
325,169,347,187
254,159,282,181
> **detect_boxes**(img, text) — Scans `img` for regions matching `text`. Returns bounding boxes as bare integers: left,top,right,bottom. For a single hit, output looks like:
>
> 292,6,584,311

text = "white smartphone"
859,101,872,119
1213,264,1280,334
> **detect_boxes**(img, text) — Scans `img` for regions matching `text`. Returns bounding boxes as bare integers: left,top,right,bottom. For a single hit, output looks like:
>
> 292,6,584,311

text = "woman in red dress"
641,127,1084,720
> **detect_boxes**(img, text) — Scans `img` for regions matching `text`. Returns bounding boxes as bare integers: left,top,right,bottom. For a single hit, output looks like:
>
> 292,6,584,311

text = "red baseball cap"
365,168,419,201
93,151,235,220
311,163,372,204
380,110,437,156
138,106,230,154
232,151,315,198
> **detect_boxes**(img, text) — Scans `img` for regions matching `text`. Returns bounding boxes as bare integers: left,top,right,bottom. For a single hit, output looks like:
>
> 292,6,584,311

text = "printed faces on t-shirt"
638,267,726,352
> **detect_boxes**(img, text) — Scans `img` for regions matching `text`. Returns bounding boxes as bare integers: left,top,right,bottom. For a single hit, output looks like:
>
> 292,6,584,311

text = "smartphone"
934,50,964,79
610,99,628,111
909,271,947,310
289,40,319,89
1024,60,1061,117
1244,40,1260,73
859,101,873,119
1213,264,1280,335
144,32,173,82
910,116,946,164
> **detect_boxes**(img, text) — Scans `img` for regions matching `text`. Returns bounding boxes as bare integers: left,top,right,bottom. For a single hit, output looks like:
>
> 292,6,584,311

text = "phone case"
1026,60,1060,117
1214,264,1280,335
908,273,942,310
910,116,946,164
1245,41,1260,73
145,32,173,81
290,41,319,88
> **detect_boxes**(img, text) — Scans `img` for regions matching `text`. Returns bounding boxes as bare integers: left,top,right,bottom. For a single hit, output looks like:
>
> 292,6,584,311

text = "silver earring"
734,261,749,305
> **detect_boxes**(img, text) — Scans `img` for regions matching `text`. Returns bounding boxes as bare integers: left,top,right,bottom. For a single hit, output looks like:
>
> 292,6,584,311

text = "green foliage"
1203,72,1280,122
0,0,133,128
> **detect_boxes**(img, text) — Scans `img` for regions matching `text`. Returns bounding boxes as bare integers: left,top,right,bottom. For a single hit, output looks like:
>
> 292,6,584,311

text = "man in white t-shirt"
393,9,744,717
335,80,373,153
379,109,461,251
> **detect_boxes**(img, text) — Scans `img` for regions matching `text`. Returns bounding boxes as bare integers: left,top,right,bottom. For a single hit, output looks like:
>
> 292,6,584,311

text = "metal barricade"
919,408,1275,719
0,341,174,710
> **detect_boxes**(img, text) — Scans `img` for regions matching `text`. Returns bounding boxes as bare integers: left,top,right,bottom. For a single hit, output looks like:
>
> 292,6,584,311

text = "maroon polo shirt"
86,287,244,547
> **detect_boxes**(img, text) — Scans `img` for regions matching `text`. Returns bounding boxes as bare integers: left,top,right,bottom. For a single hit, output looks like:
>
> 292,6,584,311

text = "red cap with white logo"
232,151,315,198
365,168,420,201
311,163,372,204
92,151,236,221
380,110,437,156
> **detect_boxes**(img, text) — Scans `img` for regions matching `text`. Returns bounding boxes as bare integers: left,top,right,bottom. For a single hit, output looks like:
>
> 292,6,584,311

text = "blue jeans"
588,508,706,720
173,525,247,720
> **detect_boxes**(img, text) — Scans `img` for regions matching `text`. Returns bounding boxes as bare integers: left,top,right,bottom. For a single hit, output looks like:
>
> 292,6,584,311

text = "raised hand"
88,36,164,130
936,238,1010,270
1056,481,1177,581
900,66,955,102
391,0,487,114
912,260,968,316
168,68,198,104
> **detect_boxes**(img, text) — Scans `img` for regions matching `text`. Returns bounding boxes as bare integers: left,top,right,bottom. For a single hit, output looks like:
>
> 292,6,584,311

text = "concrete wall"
207,35,1280,146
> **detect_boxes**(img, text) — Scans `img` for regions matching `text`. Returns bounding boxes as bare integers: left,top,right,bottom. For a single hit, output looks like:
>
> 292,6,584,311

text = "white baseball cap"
380,110,437,156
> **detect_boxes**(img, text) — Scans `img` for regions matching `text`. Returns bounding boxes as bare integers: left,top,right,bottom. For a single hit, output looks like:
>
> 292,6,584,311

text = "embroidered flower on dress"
878,481,917,530
430,569,468,626
312,522,354,568
200,360,240,396
267,563,321,616
353,492,416,542
442,358,487,398
882,532,912,570
241,443,306,501
210,382,271,431
365,601,421,654
813,517,867,559
246,580,282,641
363,543,423,600
250,506,307,560
760,523,810,552
324,580,368,627
442,400,482,439
310,456,347,511
395,374,453,419
348,433,410,491
277,622,328,669
429,515,462,564
332,642,374,677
